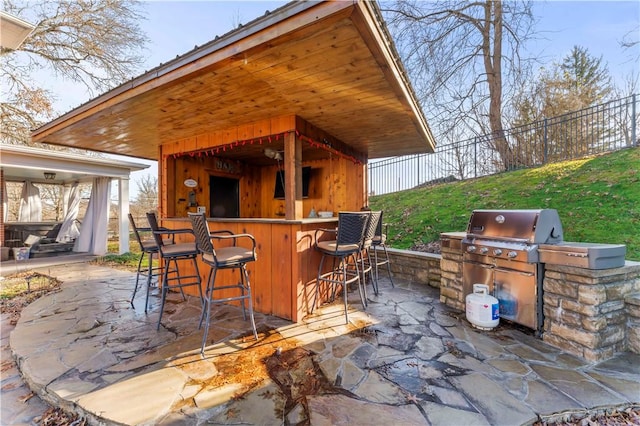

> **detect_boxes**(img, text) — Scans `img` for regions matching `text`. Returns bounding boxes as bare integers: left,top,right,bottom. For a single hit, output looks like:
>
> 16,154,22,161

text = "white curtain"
2,179,7,223
56,182,81,242
18,181,42,222
74,177,111,255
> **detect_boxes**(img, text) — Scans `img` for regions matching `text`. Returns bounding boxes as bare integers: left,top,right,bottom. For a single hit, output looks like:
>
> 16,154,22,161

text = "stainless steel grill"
461,209,564,332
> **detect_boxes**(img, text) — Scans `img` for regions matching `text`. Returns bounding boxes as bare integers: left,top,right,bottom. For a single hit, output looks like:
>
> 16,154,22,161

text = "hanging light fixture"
264,148,283,161
44,172,56,180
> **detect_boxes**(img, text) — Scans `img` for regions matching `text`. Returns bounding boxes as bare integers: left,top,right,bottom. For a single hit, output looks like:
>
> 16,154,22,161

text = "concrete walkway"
0,253,98,277
5,261,640,425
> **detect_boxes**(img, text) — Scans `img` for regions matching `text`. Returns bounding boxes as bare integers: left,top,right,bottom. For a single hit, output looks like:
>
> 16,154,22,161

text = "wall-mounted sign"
184,178,198,188
215,159,241,174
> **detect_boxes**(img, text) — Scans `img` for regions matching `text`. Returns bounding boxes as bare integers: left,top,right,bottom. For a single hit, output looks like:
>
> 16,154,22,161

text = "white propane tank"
466,284,500,330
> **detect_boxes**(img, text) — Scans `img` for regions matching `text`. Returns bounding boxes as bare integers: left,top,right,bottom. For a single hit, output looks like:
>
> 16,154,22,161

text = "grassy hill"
369,147,640,261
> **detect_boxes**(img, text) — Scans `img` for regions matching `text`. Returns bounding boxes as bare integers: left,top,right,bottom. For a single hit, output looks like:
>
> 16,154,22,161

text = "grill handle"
566,252,588,258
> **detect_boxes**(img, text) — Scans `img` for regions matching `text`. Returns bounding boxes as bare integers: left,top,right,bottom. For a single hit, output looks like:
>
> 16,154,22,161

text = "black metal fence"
368,94,639,195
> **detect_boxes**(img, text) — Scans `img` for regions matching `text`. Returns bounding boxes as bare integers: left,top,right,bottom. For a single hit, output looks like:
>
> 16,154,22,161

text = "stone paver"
530,364,631,408
310,393,428,425
449,373,538,425
1,313,50,426
3,261,640,425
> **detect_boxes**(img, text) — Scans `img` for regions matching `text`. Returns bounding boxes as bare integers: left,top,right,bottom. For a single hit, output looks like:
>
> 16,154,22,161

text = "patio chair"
146,212,204,330
372,211,394,288
312,211,370,324
188,212,258,357
358,210,382,298
128,213,165,313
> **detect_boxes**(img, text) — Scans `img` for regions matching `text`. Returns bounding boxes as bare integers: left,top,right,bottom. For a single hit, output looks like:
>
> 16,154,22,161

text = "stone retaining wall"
384,248,441,289
626,293,640,354
542,261,640,362
438,237,465,311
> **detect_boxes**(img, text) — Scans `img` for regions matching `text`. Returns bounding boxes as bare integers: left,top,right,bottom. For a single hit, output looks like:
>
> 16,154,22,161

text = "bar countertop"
164,217,338,225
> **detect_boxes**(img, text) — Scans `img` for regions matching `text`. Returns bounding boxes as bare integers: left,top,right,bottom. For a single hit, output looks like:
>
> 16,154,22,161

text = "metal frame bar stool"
312,211,370,324
128,213,167,313
357,210,382,298
188,212,258,357
146,212,204,330
372,211,394,288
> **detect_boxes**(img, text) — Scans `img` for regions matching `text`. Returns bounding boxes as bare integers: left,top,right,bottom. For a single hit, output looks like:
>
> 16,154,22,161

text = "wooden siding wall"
159,116,367,218
163,156,365,218
159,116,296,218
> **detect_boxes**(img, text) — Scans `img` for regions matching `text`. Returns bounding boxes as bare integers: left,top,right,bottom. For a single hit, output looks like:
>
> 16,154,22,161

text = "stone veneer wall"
438,233,465,311
626,293,640,354
542,261,640,362
384,248,441,288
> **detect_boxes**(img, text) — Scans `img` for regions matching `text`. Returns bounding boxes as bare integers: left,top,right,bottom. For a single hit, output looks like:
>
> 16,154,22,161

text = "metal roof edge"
0,144,149,173
357,0,436,153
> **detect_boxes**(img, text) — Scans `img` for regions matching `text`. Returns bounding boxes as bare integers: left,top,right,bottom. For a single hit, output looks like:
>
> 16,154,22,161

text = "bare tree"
381,0,535,170
1,0,148,145
4,182,23,221
130,175,158,219
620,24,639,62
37,183,64,221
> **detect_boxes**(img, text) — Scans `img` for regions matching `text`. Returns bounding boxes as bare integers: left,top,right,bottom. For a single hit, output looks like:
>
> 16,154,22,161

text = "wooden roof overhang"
30,0,435,165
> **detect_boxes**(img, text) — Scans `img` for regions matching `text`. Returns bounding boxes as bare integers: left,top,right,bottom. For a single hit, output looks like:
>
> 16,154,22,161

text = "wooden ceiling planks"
32,1,435,162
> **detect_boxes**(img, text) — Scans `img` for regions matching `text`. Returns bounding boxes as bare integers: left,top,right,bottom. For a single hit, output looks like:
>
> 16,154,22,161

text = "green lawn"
370,147,640,261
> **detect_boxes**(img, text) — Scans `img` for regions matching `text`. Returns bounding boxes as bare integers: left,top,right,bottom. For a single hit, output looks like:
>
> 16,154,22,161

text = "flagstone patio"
4,260,640,425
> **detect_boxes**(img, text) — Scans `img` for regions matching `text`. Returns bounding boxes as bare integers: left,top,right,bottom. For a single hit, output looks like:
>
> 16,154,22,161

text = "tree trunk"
483,1,514,170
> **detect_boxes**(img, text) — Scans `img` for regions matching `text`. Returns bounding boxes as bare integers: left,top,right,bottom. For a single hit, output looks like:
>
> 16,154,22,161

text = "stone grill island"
440,227,640,362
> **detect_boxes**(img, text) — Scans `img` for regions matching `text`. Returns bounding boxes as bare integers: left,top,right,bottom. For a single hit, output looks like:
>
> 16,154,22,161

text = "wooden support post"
284,131,303,220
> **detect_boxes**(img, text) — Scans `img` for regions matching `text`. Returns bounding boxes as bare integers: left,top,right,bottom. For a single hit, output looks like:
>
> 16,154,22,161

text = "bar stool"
188,212,258,357
372,211,394,288
146,212,204,330
128,213,164,313
358,210,382,298
313,211,370,324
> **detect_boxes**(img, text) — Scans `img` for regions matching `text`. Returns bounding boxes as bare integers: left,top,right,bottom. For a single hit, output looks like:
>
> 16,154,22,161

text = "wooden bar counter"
163,216,338,322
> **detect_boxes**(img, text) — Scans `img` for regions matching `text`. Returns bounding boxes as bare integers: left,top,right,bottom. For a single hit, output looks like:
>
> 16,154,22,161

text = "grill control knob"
479,247,489,254
507,251,518,258
493,249,503,256
467,245,476,253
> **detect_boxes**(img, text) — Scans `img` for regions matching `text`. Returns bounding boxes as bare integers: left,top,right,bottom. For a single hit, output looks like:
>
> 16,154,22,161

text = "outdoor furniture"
146,212,203,330
358,210,382,297
188,212,258,357
128,214,170,313
372,211,394,288
313,211,370,324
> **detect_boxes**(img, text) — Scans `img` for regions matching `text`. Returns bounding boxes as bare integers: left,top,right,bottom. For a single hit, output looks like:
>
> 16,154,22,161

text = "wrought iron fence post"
473,136,478,178
543,118,548,164
633,93,637,147
417,154,420,188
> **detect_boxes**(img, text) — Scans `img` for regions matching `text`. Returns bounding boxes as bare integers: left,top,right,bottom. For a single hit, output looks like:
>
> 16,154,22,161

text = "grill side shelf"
538,242,626,269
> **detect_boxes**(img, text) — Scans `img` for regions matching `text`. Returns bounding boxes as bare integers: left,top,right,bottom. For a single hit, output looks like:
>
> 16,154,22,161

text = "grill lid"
466,209,563,244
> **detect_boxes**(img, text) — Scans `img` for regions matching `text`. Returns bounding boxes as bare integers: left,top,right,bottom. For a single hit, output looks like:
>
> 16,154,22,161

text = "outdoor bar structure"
30,1,435,321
